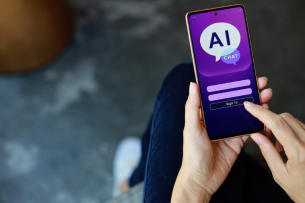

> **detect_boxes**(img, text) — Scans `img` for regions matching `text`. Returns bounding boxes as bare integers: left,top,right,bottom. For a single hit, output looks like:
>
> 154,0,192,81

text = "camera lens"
215,12,218,15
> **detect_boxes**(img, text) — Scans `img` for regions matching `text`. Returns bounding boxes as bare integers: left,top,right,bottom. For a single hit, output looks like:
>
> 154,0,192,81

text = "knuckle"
273,115,287,128
254,105,266,115
255,105,264,112
280,112,293,120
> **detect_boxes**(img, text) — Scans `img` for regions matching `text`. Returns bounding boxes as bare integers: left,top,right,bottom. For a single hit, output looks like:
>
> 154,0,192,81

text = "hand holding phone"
171,77,272,202
186,4,264,140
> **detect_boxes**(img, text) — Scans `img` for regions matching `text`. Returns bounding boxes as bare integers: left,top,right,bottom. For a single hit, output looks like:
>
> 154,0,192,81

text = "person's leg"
129,116,153,187
142,62,246,203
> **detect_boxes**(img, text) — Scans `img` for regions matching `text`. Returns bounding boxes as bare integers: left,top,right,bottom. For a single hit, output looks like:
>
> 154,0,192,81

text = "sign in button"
210,97,254,110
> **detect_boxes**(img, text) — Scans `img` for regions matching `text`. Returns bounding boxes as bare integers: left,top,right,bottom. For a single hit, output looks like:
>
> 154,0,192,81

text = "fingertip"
260,88,273,104
189,82,194,95
251,133,270,145
244,101,255,109
262,103,269,109
242,135,249,143
185,82,202,130
244,101,271,120
250,133,261,144
258,77,268,90
189,82,199,95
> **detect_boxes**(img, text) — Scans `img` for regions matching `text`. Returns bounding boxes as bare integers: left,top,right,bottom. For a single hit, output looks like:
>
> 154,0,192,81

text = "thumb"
184,82,205,136
251,133,286,177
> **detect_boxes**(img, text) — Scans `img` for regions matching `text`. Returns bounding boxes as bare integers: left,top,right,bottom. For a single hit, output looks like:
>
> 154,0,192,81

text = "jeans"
129,62,293,203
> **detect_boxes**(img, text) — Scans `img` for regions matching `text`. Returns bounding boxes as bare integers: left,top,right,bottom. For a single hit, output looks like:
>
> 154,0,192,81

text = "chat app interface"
189,7,263,138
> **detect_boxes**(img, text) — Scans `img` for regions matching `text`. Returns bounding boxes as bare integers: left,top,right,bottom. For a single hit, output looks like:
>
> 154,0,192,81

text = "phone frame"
185,4,265,141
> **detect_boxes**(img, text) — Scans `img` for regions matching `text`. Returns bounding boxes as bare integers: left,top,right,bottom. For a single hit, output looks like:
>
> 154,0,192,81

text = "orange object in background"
0,0,74,73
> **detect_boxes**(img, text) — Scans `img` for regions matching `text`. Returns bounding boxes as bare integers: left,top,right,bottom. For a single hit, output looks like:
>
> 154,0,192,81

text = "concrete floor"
0,0,305,202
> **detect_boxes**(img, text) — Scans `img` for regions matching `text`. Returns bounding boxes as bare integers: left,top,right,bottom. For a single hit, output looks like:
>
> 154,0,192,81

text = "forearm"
171,169,211,203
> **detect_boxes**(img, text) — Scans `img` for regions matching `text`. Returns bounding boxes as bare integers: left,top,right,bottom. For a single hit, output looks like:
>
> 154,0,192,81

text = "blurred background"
0,0,304,202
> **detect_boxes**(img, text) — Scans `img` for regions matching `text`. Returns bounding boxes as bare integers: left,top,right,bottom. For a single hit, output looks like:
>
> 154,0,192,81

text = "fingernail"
264,77,268,81
269,88,273,91
189,82,195,95
189,82,193,95
251,134,259,144
244,101,255,107
262,103,269,109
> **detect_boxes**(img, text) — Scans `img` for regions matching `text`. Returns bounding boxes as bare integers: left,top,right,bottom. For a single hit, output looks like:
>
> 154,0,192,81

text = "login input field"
208,88,252,101
207,79,250,92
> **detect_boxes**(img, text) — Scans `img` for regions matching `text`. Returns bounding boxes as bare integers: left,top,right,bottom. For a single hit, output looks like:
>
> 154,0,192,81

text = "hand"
244,102,305,203
171,77,273,203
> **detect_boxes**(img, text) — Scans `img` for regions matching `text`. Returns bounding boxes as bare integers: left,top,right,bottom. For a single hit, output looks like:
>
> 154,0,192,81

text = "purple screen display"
188,6,263,139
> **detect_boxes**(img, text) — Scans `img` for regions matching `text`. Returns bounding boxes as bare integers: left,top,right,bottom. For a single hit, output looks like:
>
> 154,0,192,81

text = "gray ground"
0,0,305,202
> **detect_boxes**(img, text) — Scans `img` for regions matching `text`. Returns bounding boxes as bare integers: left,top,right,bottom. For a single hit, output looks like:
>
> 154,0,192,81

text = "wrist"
171,168,212,203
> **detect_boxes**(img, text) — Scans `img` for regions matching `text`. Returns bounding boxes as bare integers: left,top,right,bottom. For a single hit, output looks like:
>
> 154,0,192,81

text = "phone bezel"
185,4,265,141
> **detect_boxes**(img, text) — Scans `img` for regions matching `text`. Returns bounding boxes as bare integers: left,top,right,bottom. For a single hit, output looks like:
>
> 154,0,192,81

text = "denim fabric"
130,62,292,203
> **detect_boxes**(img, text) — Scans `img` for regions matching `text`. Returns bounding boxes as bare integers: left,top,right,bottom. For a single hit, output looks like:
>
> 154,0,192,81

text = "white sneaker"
112,137,141,197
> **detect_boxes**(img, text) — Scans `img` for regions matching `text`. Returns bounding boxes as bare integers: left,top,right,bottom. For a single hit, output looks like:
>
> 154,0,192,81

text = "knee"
156,62,195,102
164,62,195,84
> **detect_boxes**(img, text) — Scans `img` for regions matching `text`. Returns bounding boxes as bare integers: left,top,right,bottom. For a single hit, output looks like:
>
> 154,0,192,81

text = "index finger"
244,101,299,155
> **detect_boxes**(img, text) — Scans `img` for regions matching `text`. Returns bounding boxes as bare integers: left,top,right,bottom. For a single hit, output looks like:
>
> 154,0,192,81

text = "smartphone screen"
186,5,264,140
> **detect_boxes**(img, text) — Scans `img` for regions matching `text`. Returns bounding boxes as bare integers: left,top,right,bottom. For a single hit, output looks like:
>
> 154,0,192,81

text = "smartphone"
185,4,264,141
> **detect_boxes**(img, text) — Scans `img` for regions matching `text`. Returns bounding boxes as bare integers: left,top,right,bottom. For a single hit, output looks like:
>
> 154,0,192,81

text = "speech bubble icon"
221,49,240,65
200,23,241,62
